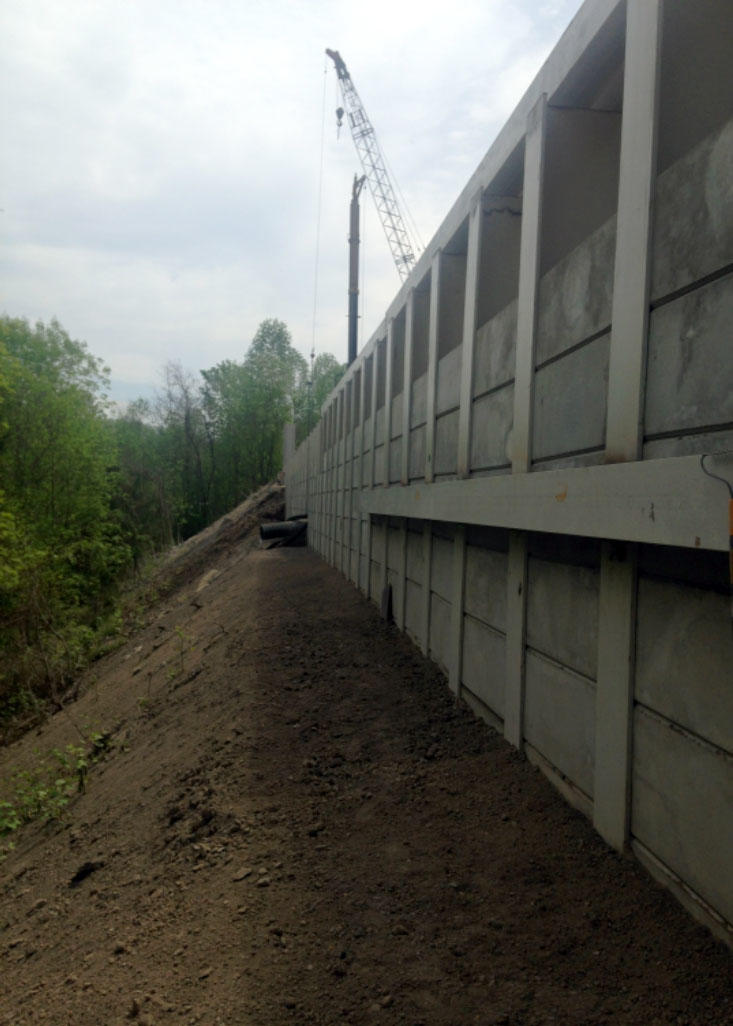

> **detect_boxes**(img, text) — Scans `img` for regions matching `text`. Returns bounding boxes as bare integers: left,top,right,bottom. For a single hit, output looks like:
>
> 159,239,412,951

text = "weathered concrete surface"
636,577,732,754
404,577,422,643
473,299,517,398
405,528,424,583
532,333,609,461
524,650,596,798
632,704,733,926
464,544,508,632
390,393,403,440
470,384,514,471
408,425,426,481
436,347,461,415
477,206,522,327
526,559,599,680
410,374,427,429
434,409,459,476
428,591,451,673
652,120,733,300
643,427,733,460
389,438,402,483
537,215,616,363
462,615,506,718
645,274,733,438
438,251,466,358
541,107,621,276
430,534,453,602
362,415,372,454
375,406,385,446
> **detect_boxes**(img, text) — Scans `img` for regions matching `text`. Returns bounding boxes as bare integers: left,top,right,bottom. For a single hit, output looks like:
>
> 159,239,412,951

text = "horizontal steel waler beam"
359,454,731,552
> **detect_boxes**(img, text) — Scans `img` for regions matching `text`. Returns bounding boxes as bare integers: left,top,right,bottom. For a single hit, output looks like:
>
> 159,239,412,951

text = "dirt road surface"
1,486,731,1026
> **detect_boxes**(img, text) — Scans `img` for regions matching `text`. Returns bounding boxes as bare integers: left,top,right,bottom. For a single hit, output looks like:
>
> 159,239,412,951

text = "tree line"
0,314,343,720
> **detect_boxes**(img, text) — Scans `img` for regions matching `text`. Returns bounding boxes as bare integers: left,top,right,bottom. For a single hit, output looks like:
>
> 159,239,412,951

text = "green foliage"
0,316,132,715
0,731,110,848
110,318,336,550
0,312,344,730
293,352,346,444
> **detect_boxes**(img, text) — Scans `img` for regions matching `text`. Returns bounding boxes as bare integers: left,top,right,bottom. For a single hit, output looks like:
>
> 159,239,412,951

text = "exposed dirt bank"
1,489,731,1025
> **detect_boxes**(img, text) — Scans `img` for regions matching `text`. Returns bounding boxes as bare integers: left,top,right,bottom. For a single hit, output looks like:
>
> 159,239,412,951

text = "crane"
326,49,417,282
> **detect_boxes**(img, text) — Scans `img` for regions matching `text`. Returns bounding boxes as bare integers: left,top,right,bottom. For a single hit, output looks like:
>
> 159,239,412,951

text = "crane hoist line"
326,48,417,282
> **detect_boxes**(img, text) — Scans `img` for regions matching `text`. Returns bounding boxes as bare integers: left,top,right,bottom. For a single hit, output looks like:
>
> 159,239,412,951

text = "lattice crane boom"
326,48,416,282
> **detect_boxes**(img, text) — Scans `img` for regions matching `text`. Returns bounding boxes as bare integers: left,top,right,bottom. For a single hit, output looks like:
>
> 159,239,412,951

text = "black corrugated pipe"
260,520,307,546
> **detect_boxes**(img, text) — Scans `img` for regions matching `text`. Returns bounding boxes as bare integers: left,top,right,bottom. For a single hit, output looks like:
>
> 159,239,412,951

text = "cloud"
1,0,579,399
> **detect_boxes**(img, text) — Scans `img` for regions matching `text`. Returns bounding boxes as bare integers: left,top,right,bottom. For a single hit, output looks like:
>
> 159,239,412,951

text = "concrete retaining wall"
286,0,733,944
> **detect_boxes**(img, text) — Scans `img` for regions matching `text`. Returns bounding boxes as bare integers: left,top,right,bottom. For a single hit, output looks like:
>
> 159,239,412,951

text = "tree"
294,352,345,444
0,316,131,710
109,399,175,559
154,362,215,538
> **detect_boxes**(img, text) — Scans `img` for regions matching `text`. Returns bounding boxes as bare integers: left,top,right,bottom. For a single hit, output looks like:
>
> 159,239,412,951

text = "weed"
174,625,194,676
0,730,112,855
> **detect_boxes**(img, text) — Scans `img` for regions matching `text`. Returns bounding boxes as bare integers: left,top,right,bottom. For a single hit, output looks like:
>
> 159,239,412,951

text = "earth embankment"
1,485,731,1025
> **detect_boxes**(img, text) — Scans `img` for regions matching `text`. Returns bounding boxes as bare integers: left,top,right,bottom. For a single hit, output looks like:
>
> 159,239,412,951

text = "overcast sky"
1,0,579,401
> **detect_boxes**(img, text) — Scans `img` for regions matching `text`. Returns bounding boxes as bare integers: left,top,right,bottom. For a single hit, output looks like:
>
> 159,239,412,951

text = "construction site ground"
1,483,731,1026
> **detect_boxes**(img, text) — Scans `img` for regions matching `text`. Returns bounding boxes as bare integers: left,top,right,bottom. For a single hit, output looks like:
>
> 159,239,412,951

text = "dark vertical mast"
348,174,366,365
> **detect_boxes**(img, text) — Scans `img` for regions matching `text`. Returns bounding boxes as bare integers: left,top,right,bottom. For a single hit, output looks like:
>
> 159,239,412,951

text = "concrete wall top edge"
318,0,622,413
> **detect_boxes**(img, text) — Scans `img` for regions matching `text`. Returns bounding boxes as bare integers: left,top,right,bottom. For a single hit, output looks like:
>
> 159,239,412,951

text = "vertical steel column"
449,524,467,695
343,382,353,579
397,520,408,631
357,364,368,593
425,252,442,483
510,94,546,475
420,521,433,657
595,0,663,852
457,195,482,478
327,405,335,565
504,94,547,751
384,320,394,488
401,291,415,485
366,350,379,597
369,347,379,488
335,393,342,571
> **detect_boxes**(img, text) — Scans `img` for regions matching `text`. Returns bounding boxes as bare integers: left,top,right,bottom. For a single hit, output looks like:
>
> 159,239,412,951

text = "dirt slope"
1,488,732,1026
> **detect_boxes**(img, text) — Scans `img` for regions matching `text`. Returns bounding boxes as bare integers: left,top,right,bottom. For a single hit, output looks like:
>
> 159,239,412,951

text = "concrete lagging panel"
645,276,733,440
526,559,600,680
404,579,422,644
434,410,460,477
470,386,514,472
632,705,733,926
436,347,462,416
532,333,609,464
473,299,517,398
430,534,454,602
429,592,451,674
651,119,733,301
635,578,732,757
464,545,508,631
410,374,428,429
524,651,596,799
390,393,403,440
462,615,506,719
285,0,733,942
536,215,616,364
